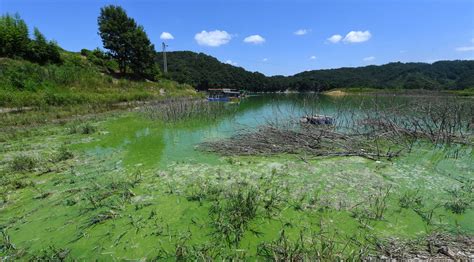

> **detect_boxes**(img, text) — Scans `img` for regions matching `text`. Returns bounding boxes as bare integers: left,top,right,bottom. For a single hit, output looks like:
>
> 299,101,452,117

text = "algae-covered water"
1,94,473,260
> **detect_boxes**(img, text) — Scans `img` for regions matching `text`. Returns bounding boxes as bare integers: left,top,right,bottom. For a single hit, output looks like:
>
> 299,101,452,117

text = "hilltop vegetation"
0,11,196,126
0,13,60,65
156,51,267,90
157,51,474,92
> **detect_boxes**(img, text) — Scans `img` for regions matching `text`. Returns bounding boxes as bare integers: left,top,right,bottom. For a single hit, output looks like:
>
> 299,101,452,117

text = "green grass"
446,88,474,96
0,52,198,127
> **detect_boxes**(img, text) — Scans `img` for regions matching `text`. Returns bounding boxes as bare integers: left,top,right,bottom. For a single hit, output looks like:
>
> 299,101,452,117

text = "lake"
1,93,473,259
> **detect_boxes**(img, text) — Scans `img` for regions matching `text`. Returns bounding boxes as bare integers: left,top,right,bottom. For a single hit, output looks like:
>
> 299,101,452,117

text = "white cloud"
194,30,232,47
363,56,375,61
160,32,174,40
262,58,268,62
309,56,317,60
225,60,238,66
294,29,309,36
455,46,474,52
243,34,265,44
327,34,342,43
343,30,371,43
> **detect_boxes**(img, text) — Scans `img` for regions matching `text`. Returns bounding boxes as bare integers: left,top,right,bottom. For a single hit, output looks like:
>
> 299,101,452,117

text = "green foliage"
30,246,70,261
68,122,97,135
0,13,61,64
444,180,473,214
209,184,260,247
98,5,157,78
10,154,37,172
55,145,74,162
157,51,474,92
26,27,61,65
399,190,424,209
80,48,118,72
156,51,267,91
0,13,29,58
0,56,192,111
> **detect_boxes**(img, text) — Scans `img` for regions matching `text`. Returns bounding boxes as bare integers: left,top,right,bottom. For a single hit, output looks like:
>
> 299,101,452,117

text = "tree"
0,13,29,58
26,28,61,65
97,5,156,78
128,26,157,78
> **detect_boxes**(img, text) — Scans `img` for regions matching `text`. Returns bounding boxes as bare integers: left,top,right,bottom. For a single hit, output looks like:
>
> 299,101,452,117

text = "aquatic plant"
399,189,424,209
209,184,260,247
368,186,392,220
413,204,441,226
257,226,370,261
352,186,392,221
141,98,236,123
0,229,15,253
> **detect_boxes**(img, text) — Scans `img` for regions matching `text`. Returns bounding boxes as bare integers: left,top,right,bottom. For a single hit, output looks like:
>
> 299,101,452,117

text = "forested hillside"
156,51,267,90
157,51,474,92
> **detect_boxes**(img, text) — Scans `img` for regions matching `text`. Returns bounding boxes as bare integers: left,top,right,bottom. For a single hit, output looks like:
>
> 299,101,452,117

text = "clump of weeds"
444,178,473,214
68,122,97,135
352,185,392,221
209,183,260,247
257,224,370,261
368,185,392,220
54,145,74,162
413,204,442,226
399,189,424,209
10,154,37,172
1,229,15,253
30,245,70,261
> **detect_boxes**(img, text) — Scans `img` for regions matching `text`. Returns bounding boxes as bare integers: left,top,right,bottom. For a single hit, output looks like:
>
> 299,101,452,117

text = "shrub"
10,154,37,172
80,123,96,134
55,145,74,162
68,122,96,135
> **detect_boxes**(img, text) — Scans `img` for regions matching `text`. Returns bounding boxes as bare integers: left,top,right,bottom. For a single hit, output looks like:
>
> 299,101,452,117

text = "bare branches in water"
199,96,473,160
141,98,238,123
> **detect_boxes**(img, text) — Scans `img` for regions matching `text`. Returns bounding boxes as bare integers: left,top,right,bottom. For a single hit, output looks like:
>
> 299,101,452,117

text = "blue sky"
1,0,473,76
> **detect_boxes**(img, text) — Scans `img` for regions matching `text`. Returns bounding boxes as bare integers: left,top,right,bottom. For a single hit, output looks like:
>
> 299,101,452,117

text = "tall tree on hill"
97,5,157,78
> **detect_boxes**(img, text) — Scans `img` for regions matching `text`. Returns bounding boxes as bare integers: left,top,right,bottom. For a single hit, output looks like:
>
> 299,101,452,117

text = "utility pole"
162,42,168,74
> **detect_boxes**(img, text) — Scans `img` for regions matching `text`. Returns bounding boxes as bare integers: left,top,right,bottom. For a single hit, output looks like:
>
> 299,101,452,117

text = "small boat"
300,115,334,125
207,88,243,102
208,96,230,102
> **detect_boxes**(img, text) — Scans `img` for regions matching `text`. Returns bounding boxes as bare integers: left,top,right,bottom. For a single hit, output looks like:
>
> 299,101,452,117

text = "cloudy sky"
1,0,473,75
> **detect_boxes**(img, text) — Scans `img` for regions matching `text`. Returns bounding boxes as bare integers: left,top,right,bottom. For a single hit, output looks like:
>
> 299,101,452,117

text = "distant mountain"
157,51,474,92
289,61,474,91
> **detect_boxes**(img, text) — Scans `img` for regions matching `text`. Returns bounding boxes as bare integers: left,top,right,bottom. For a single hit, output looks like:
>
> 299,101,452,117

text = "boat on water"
207,88,244,102
300,115,334,125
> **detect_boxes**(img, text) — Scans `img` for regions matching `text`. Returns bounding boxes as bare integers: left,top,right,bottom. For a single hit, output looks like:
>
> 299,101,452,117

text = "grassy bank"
0,52,198,126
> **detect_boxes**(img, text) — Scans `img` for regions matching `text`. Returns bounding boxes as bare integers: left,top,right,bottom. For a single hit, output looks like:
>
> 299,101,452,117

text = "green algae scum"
1,94,473,260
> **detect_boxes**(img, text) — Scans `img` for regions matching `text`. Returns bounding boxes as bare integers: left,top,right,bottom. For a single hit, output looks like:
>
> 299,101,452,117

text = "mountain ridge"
156,51,474,92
